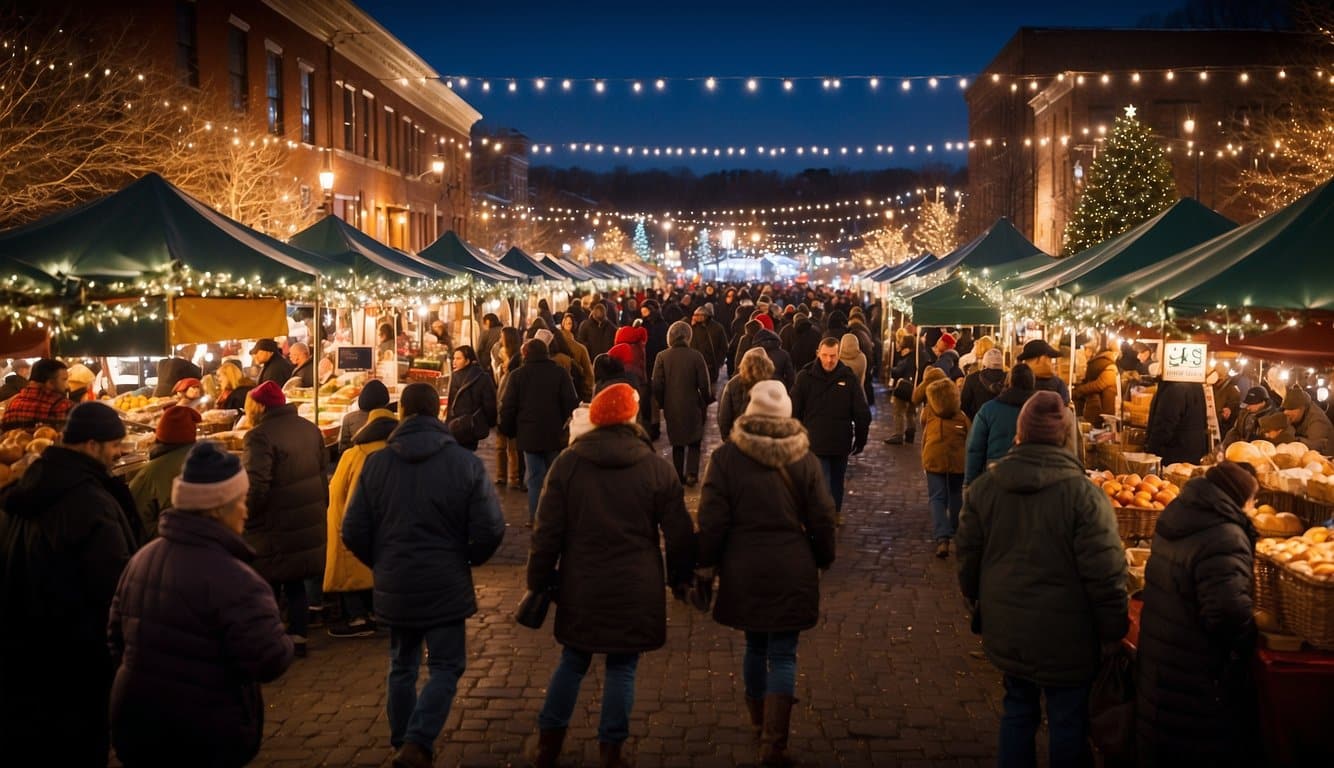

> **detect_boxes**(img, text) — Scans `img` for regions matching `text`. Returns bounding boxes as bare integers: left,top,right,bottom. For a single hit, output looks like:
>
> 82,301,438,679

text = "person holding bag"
695,380,837,766
444,345,496,451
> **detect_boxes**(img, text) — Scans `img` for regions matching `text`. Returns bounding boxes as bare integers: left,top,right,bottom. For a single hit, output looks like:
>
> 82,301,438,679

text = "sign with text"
337,345,374,372
1162,342,1208,382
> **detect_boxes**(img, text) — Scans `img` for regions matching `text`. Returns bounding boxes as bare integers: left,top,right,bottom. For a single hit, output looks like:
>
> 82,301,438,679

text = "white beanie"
533,328,555,347
567,406,595,442
983,348,1005,369
745,380,792,418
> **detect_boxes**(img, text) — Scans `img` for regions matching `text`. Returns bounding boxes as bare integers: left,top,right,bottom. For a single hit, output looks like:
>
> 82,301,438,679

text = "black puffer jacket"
959,368,1007,420
786,316,823,372
109,512,293,767
698,415,836,632
754,329,796,390
343,416,505,628
445,362,497,450
1146,381,1210,465
1136,477,1258,766
790,360,871,457
956,443,1128,687
498,347,580,453
243,404,329,583
527,424,696,653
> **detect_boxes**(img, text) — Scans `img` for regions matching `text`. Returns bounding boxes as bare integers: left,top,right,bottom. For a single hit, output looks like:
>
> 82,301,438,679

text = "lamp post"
318,151,335,213
1183,117,1201,200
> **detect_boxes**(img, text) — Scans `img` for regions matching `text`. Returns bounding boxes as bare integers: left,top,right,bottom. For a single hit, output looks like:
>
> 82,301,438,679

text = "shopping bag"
1088,644,1137,760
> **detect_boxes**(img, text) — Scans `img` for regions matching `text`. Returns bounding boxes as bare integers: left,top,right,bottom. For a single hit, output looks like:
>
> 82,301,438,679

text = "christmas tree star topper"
1124,104,1137,119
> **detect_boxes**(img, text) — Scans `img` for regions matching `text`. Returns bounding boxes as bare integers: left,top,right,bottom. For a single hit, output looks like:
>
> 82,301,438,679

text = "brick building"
964,28,1314,254
472,127,531,207
77,0,481,251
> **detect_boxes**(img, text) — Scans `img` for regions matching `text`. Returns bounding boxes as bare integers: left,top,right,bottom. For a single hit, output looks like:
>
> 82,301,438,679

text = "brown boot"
599,740,630,768
745,696,765,736
758,693,796,766
533,727,566,768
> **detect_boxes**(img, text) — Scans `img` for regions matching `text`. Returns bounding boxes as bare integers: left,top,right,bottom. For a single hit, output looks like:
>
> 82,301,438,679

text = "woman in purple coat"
109,441,294,767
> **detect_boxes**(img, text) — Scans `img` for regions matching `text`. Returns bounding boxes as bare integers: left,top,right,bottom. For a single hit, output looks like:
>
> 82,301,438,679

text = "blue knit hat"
172,440,248,510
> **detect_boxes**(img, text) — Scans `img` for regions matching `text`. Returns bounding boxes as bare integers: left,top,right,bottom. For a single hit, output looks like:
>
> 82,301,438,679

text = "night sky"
358,0,1185,173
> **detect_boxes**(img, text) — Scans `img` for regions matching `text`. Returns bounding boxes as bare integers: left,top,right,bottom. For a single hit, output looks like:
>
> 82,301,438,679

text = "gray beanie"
668,321,692,345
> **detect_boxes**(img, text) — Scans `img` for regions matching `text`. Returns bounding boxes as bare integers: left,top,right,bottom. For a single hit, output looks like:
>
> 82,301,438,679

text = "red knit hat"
156,405,201,445
589,382,639,426
172,377,203,394
754,313,774,331
608,343,636,368
614,325,648,345
248,380,286,408
939,332,957,350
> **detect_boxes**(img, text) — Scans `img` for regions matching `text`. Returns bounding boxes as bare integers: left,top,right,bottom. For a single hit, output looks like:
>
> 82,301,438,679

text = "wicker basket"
1308,479,1334,505
1253,552,1283,622
1276,567,1334,650
1256,490,1334,528
1115,505,1161,542
1164,469,1195,489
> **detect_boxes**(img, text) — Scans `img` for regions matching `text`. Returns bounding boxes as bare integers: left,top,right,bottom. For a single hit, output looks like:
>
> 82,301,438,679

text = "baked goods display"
1088,471,1181,510
1250,503,1306,537
1257,527,1334,579
0,427,63,487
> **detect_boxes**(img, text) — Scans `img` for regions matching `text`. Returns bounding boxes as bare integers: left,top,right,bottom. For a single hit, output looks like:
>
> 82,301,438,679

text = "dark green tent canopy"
869,253,937,283
500,246,568,281
0,173,339,287
418,231,527,283
548,255,597,281
289,215,457,280
911,253,1057,326
909,218,1044,282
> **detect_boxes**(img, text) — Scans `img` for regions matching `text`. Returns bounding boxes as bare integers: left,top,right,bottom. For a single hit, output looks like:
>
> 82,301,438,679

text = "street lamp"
661,220,672,264
1183,117,1201,200
318,151,335,212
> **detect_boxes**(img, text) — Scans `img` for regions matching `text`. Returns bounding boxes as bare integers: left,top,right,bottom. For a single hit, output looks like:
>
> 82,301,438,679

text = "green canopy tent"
904,218,1051,325
539,254,597,282
911,253,1057,326
1082,177,1334,319
868,253,937,283
499,246,569,281
903,218,1043,285
417,231,528,283
289,215,459,280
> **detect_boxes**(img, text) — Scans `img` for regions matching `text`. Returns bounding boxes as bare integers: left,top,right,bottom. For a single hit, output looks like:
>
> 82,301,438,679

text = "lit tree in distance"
851,225,912,269
597,225,635,263
696,227,713,263
1062,105,1176,255
632,219,651,262
912,189,961,256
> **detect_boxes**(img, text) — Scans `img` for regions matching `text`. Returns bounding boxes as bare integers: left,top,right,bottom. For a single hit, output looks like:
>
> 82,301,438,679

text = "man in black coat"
791,338,871,523
0,402,140,765
577,303,618,359
688,304,729,393
343,384,504,768
786,314,823,373
1146,380,1209,465
499,339,580,524
251,338,294,386
0,359,30,401
288,342,315,387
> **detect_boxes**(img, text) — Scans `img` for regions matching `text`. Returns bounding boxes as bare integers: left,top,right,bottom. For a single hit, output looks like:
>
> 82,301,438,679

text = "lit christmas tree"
851,225,912,269
597,225,634,262
632,219,651,262
912,188,961,256
696,227,713,263
1062,105,1176,255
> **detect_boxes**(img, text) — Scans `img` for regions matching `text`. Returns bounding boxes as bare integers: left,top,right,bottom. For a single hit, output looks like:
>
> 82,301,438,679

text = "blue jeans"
818,455,849,512
525,450,560,522
926,472,964,541
537,646,640,744
387,622,467,750
998,675,1092,768
743,631,800,698
270,580,308,637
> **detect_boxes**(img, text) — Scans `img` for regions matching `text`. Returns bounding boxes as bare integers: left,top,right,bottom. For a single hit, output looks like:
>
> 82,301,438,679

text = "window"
299,65,315,144
227,23,248,112
360,92,373,158
342,85,355,150
175,2,198,87
384,108,395,168
402,117,413,172
265,48,283,135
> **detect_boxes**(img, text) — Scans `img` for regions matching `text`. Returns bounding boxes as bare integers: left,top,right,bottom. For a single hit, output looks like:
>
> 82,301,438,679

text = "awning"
289,215,457,280
911,253,1057,326
417,231,527,283
499,246,568,281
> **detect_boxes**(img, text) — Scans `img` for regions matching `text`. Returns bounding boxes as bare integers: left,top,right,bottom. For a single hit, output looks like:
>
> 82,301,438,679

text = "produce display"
1257,527,1334,581
0,426,61,487
1251,503,1307,536
1088,471,1181,510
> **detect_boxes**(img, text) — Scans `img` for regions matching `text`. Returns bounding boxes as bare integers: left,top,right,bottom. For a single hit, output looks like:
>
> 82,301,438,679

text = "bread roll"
1275,513,1303,535
31,426,58,442
25,437,52,455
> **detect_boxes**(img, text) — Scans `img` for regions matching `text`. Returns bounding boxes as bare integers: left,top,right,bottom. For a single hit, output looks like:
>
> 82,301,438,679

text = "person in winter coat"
499,338,580,523
0,357,73,429
697,381,837,766
1282,386,1334,453
339,379,391,454
493,327,525,489
343,384,505,768
959,348,1007,420
718,347,776,441
754,328,796,390
1071,348,1119,427
922,377,970,558
528,384,696,768
250,338,294,387
108,441,294,768
1208,364,1242,437
732,318,763,377
934,347,964,383
1146,380,1210,465
837,333,867,392
128,405,201,540
324,409,396,638
0,358,29,401
0,402,141,766
964,364,1036,486
577,303,618,359
885,337,919,445
791,338,871,523
689,304,730,391
444,345,497,451
1222,387,1278,447
242,381,329,658
786,314,823,372
1016,339,1071,405
652,321,713,485
476,313,503,366
1136,461,1259,767
555,324,595,403
956,391,1128,768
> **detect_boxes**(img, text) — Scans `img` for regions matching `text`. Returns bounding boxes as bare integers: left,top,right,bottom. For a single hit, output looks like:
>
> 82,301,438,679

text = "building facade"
965,28,1312,254
81,0,481,251
471,127,531,208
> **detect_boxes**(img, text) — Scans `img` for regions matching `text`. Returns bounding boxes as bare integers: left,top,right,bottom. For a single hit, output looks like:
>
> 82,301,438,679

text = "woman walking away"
964,364,1036,488
444,345,497,452
697,380,836,766
652,321,712,485
718,347,776,441
528,383,696,768
109,441,294,767
493,327,524,490
1136,461,1260,767
922,373,970,558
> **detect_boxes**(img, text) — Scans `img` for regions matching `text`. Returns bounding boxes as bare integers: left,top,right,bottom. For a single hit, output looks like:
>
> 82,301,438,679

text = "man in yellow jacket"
325,408,397,637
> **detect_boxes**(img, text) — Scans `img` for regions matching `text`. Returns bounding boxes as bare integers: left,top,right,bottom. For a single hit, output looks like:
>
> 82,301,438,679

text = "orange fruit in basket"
1152,501,1165,511
1117,490,1137,506
1110,498,1123,508
1144,474,1162,487
1161,482,1179,494
1104,481,1123,495
1153,490,1175,505
1123,473,1143,487
1136,482,1157,495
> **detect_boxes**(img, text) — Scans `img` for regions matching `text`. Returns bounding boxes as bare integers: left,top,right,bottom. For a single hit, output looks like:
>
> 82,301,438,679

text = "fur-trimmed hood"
926,377,961,418
730,414,810,467
838,333,861,360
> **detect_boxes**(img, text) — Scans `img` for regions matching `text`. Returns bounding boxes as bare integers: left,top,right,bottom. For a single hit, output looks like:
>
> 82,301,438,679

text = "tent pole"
313,281,321,424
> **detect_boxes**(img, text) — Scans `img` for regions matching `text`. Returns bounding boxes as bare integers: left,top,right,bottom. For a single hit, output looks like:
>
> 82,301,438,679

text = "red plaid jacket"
0,383,74,429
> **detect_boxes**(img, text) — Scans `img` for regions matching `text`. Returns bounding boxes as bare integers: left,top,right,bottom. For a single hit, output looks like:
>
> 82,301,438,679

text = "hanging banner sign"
1162,342,1208,383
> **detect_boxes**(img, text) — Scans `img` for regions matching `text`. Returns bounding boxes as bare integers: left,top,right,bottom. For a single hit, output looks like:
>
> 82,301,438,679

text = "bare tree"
912,188,962,256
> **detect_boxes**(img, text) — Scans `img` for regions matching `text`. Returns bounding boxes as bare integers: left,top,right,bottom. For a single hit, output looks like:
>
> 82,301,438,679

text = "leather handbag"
515,587,555,629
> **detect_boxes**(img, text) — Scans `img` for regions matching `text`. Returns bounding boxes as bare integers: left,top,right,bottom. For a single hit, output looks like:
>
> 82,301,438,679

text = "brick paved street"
255,391,1009,767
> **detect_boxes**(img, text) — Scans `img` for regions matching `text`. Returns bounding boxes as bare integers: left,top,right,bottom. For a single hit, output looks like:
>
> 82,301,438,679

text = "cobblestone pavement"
253,389,1009,767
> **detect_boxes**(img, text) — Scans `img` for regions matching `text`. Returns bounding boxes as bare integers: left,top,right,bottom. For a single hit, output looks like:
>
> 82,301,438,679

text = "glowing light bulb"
705,77,716,90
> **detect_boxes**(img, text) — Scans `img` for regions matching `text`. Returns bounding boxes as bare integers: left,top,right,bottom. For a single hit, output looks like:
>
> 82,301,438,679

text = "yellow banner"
170,297,288,345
